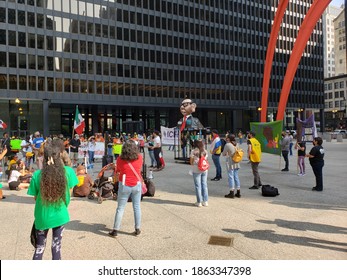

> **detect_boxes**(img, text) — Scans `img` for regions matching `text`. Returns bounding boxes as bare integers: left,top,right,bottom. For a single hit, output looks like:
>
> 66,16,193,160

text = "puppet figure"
177,99,204,131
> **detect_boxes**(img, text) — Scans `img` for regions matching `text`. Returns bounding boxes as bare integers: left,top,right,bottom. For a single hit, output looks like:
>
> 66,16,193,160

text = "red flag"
0,119,7,129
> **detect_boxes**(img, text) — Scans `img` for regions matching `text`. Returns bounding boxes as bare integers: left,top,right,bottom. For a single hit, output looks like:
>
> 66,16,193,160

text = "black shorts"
9,181,20,190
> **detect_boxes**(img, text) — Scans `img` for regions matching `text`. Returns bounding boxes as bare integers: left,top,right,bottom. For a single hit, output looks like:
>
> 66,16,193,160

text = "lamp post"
297,108,304,119
257,107,262,122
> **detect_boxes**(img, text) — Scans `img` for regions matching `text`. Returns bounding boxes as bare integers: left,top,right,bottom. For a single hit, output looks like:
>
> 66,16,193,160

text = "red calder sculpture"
260,0,289,122
260,0,331,122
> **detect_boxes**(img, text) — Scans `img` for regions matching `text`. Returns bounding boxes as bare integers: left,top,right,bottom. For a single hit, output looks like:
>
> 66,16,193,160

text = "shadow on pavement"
256,219,347,234
222,228,347,253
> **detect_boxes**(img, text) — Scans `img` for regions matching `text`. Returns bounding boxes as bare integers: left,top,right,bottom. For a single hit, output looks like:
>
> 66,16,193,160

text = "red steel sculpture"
261,0,331,122
260,0,289,123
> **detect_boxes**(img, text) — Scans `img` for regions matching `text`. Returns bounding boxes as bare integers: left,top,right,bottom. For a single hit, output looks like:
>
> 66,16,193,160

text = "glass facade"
0,0,324,135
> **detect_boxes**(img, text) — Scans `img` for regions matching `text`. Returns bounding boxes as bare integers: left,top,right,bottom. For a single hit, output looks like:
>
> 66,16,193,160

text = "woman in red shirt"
109,140,143,237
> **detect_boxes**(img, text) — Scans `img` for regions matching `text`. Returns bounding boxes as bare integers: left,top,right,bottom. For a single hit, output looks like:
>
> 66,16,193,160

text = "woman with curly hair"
27,139,78,260
109,140,143,237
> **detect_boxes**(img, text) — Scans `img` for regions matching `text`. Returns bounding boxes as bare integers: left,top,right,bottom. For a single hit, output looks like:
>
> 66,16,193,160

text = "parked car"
331,129,347,139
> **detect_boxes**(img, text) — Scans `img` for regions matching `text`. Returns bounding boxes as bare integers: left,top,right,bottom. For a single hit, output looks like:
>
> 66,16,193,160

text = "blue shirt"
33,137,44,149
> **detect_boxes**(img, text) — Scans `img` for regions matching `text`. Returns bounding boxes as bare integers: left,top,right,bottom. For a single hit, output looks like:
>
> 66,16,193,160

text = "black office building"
0,0,324,136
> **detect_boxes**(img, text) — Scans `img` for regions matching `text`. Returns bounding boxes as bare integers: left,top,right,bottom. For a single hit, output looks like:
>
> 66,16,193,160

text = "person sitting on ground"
8,164,30,190
72,165,94,197
6,154,19,176
16,159,33,183
0,146,8,199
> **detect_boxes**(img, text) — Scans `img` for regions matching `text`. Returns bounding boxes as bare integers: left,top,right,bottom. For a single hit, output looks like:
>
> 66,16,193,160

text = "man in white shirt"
151,130,163,171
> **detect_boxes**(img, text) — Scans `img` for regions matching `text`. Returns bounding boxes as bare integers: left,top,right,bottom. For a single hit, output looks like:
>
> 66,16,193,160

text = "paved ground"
0,140,346,260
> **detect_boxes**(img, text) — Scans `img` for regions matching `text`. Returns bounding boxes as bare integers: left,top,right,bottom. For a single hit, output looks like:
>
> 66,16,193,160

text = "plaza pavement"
0,140,346,260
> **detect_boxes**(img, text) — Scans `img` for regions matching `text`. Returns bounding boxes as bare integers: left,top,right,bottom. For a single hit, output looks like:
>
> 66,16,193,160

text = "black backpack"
261,185,280,197
220,138,226,153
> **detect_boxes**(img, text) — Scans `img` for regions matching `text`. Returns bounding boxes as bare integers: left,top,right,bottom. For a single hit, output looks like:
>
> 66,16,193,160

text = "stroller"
88,163,118,204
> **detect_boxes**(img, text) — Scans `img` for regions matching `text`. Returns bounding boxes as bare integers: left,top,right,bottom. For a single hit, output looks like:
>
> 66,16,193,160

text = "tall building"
0,0,324,137
323,5,343,78
334,8,346,75
324,6,346,130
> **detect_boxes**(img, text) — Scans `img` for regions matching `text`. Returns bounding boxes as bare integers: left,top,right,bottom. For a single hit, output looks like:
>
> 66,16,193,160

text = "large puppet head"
180,99,197,117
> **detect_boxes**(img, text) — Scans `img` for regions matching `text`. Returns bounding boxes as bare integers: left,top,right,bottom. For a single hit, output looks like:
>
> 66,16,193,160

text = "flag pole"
70,106,77,155
72,105,77,139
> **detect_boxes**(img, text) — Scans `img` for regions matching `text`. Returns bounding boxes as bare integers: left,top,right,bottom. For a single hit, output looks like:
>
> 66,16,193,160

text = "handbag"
128,162,147,195
30,222,37,248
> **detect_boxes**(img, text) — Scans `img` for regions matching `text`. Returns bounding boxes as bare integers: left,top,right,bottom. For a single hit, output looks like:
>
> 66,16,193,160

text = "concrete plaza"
0,140,346,260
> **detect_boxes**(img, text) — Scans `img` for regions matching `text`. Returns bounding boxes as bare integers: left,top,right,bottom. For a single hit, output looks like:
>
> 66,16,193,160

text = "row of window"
324,81,345,90
0,8,269,43
0,73,322,106
1,48,265,73
6,0,311,18
0,29,269,57
325,100,346,109
0,74,258,101
325,90,346,100
0,50,322,92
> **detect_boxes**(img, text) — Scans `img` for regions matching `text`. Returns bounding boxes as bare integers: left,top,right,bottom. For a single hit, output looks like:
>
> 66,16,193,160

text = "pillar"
43,99,50,137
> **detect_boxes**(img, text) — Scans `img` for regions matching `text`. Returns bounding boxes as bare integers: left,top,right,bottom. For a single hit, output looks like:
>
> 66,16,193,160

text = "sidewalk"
0,140,346,260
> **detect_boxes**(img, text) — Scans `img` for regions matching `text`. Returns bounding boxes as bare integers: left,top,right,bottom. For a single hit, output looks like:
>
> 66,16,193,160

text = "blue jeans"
193,171,208,203
148,150,157,166
212,154,222,178
113,182,142,230
88,151,95,164
227,168,240,190
182,146,187,158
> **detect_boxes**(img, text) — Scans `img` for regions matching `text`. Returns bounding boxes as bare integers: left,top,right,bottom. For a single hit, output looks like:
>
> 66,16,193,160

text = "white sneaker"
194,202,202,207
202,201,208,207
301,173,306,176
297,173,302,176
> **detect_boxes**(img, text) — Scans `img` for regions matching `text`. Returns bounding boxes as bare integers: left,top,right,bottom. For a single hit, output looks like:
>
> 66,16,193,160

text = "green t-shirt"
27,166,78,230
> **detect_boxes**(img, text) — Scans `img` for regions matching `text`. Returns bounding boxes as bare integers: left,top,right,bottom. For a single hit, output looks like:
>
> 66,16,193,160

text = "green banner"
250,121,283,155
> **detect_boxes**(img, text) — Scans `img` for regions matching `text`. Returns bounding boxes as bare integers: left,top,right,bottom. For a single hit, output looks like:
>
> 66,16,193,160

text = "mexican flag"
74,106,85,135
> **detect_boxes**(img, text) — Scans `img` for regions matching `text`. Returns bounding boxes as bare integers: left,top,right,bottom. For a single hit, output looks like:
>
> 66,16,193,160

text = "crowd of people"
189,129,325,208
0,129,166,200
0,127,325,259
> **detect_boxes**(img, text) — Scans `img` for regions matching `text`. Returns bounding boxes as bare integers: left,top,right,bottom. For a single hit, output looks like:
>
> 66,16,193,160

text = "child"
27,139,78,260
296,141,306,176
72,165,94,197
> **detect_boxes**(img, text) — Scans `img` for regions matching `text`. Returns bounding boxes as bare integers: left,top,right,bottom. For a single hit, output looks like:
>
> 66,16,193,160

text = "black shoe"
249,186,259,189
134,229,141,236
281,168,289,171
211,177,220,181
108,230,118,238
235,190,241,198
312,187,322,192
224,191,235,198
